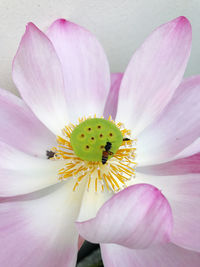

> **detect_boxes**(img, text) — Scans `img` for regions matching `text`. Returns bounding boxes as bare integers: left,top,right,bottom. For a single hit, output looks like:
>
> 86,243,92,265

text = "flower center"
50,116,137,193
70,118,123,162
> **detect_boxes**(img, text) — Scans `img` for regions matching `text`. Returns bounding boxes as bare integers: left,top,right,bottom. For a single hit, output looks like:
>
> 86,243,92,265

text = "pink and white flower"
0,16,200,266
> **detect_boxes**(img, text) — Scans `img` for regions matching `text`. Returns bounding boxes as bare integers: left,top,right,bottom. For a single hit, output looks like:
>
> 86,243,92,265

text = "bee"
123,138,130,141
46,150,55,159
101,138,131,164
102,142,114,164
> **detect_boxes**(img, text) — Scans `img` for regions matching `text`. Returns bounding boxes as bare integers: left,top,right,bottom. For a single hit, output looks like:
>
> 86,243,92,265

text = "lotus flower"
0,16,200,266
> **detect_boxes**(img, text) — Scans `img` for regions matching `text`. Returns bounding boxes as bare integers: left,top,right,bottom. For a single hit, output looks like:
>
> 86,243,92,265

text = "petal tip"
25,22,38,33
163,16,191,36
53,18,67,25
21,22,44,44
50,18,73,30
174,16,191,31
57,18,68,24
176,16,190,24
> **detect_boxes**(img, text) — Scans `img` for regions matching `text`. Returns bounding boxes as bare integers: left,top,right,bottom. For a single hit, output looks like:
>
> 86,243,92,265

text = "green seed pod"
70,118,123,161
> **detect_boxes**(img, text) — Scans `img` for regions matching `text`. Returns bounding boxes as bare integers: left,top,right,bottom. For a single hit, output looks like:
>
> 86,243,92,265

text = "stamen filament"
52,115,137,193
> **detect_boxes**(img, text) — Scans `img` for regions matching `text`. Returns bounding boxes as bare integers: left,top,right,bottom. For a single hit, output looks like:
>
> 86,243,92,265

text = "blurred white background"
0,0,199,94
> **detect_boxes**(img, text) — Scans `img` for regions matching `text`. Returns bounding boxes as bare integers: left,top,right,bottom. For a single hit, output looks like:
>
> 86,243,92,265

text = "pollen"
50,116,137,193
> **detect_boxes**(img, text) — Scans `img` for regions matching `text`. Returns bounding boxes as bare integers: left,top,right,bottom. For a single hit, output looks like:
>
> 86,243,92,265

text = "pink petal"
0,180,84,267
76,184,173,249
12,23,69,136
0,88,56,157
0,141,62,196
103,73,123,120
137,75,200,165
116,16,192,136
47,19,110,122
78,236,84,250
175,137,200,159
101,243,200,267
137,152,200,176
136,173,200,252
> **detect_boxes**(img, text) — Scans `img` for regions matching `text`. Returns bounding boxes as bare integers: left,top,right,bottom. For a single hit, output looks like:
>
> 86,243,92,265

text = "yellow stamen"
51,115,137,193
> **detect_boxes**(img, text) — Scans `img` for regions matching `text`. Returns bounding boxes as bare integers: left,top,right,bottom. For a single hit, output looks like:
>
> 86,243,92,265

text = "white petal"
12,23,69,136
0,179,84,267
116,17,191,136
47,19,110,122
0,141,62,196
